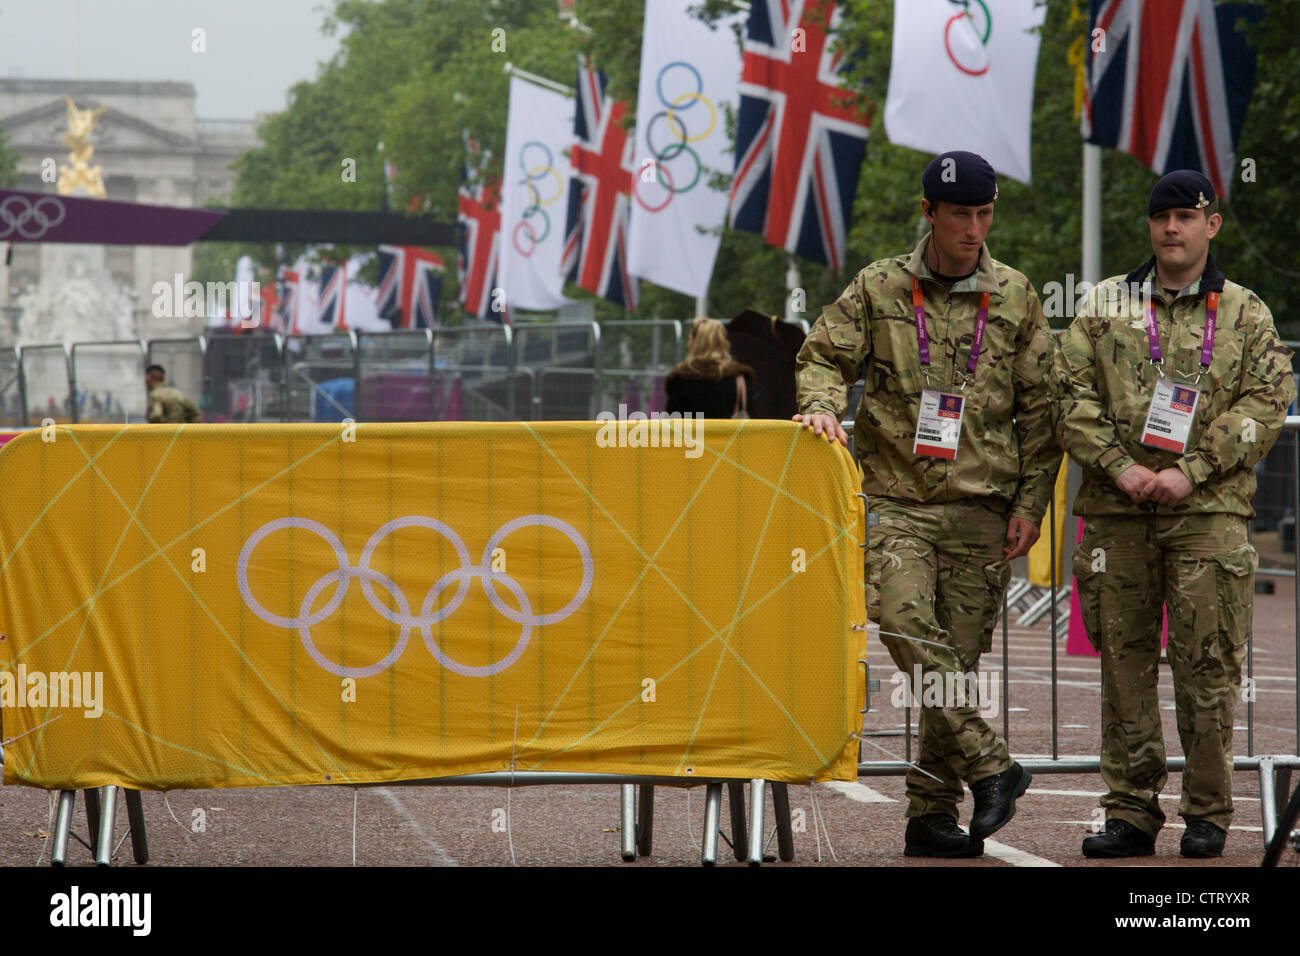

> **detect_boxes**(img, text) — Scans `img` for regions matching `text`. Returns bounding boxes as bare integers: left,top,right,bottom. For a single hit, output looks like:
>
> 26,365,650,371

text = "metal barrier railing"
847,413,1300,845
69,339,147,424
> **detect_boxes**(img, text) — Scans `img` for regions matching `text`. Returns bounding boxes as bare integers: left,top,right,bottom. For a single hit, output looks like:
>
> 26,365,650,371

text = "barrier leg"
95,785,118,866
50,790,76,867
636,784,654,858
619,784,636,862
1259,757,1278,846
125,790,150,864
727,780,748,861
701,782,723,866
84,787,101,848
1275,766,1293,838
746,779,767,866
771,782,795,862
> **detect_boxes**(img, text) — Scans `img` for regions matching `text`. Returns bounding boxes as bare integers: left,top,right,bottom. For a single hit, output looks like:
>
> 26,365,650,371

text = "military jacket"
1058,254,1294,518
148,385,201,424
795,234,1062,523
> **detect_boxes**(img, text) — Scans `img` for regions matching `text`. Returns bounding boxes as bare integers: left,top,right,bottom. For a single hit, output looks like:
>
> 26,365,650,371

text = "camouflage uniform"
1057,255,1295,838
147,385,201,424
798,234,1062,819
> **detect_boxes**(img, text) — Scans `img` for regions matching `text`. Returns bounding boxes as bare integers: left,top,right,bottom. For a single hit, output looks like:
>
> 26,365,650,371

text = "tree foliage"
227,0,1299,333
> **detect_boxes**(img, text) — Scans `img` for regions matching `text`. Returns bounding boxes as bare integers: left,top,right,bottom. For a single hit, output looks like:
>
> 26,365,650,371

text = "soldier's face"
1148,208,1221,276
924,200,994,271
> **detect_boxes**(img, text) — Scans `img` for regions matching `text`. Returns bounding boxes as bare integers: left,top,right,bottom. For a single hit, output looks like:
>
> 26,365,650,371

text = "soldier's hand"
1146,467,1192,506
792,412,849,447
1115,464,1158,503
1003,516,1040,560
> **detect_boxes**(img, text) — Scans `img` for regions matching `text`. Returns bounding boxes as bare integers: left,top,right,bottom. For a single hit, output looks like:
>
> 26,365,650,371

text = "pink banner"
1067,517,1167,656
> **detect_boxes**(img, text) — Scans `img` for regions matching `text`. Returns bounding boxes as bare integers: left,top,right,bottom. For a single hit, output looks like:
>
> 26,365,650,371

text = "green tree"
0,128,19,188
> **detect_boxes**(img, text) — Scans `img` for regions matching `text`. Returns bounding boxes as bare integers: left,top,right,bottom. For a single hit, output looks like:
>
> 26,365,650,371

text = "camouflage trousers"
1072,513,1256,838
866,497,1014,820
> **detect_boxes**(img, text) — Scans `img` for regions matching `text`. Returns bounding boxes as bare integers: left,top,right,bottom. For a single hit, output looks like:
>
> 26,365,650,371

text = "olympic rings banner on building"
0,422,865,790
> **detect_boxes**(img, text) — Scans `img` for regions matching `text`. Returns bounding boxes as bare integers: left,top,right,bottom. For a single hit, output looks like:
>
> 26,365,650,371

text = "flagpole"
784,254,800,323
503,62,574,98
1082,144,1101,285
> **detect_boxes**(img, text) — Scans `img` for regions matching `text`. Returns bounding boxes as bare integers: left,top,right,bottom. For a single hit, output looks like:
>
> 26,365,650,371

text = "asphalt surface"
2,577,1295,869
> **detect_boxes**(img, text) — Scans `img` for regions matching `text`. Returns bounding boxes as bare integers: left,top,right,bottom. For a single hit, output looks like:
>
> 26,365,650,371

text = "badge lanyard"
1137,289,1217,455
911,278,989,390
1144,289,1218,383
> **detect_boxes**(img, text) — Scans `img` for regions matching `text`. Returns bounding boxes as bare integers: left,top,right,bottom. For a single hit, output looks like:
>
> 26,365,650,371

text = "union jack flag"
729,0,871,272
1083,0,1261,198
377,245,446,330
458,137,505,322
560,63,639,310
317,261,348,330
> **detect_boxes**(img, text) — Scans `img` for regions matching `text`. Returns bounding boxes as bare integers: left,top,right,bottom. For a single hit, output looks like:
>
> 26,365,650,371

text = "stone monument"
14,97,143,422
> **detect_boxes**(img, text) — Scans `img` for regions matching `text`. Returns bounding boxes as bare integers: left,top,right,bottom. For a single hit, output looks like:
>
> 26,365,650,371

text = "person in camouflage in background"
1058,170,1295,859
145,364,201,424
794,151,1061,858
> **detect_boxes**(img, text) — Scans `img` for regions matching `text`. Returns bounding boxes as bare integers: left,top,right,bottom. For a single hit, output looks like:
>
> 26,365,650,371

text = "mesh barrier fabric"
0,420,865,790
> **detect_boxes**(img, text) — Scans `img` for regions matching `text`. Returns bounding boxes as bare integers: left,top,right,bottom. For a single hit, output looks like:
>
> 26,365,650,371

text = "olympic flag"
627,0,741,300
883,0,1046,184
499,75,574,312
0,422,865,790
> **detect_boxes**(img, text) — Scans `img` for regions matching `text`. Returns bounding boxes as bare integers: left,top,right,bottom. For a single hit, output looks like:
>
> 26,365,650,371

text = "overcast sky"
0,0,344,118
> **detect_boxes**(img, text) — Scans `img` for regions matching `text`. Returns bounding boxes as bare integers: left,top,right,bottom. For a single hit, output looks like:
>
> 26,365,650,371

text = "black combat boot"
968,762,1031,839
1180,819,1226,858
1082,819,1156,858
904,813,984,858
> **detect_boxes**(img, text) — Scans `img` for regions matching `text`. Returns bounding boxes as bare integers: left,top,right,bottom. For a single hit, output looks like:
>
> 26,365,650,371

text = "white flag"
342,256,391,332
883,0,1045,184
500,75,574,311
288,255,320,335
628,0,741,299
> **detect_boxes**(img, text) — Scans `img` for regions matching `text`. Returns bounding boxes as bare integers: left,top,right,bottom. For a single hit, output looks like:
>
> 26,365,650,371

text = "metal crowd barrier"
846,413,1300,848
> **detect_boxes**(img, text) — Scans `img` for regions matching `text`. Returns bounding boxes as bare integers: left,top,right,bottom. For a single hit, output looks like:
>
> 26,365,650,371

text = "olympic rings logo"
237,515,594,679
944,0,991,77
634,61,716,214
0,195,66,240
513,141,565,258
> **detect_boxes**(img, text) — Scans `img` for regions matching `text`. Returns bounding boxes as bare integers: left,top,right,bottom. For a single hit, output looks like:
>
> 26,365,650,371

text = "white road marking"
820,781,897,803
1061,820,1263,832
1028,787,1260,804
982,838,1060,867
374,788,459,866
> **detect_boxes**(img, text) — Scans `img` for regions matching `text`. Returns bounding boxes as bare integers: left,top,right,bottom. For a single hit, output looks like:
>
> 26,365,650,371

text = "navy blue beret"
1148,170,1216,216
922,151,998,205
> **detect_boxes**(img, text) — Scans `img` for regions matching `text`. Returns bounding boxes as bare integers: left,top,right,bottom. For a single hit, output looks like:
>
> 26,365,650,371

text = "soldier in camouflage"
795,151,1061,857
1058,170,1295,859
145,364,201,424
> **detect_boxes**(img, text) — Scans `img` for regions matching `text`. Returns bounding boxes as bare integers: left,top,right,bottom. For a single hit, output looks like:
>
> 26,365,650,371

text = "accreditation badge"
1140,378,1200,453
913,389,964,459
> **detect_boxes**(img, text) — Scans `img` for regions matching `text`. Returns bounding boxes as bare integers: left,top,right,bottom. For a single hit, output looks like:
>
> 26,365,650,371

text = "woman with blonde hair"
664,317,755,418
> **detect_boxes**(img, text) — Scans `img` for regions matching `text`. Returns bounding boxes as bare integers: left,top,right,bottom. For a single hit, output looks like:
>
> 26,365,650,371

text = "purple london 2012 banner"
0,187,226,246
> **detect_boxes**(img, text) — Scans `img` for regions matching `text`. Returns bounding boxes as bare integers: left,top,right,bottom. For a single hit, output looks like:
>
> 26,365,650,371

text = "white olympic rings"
237,515,594,679
0,195,67,239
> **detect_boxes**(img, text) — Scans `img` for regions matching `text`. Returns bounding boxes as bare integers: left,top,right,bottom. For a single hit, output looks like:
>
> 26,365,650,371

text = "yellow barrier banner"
0,421,865,789
1027,455,1069,587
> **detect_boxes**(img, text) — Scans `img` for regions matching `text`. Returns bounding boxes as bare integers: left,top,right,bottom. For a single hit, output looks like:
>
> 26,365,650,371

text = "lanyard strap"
911,278,989,378
1144,289,1218,368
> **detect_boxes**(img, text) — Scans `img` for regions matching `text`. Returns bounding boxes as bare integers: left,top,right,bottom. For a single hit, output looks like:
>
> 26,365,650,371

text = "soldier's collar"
906,234,1000,296
1125,253,1226,300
